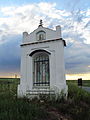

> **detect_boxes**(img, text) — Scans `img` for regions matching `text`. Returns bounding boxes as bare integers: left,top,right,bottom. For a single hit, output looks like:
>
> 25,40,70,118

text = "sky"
0,0,90,79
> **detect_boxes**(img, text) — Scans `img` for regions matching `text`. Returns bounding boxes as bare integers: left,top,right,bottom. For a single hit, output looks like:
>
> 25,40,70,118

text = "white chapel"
18,20,68,98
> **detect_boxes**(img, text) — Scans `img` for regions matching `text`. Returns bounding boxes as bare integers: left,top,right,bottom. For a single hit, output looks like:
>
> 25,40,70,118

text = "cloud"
0,2,90,75
0,34,21,75
65,42,90,73
0,2,89,43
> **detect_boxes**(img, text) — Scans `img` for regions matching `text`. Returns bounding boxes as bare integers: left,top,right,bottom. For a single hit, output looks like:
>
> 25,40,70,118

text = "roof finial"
39,19,43,27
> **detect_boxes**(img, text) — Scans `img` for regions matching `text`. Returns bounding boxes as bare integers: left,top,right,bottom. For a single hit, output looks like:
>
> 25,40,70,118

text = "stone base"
17,84,68,100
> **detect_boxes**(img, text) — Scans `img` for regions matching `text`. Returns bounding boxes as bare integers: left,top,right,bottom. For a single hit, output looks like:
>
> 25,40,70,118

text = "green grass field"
0,78,90,86
66,80,90,87
0,78,90,120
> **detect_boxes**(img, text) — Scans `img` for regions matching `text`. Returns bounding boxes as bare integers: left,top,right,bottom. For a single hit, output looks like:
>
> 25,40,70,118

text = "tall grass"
51,84,90,120
66,80,90,87
0,78,90,120
68,83,90,103
67,83,90,120
0,79,49,120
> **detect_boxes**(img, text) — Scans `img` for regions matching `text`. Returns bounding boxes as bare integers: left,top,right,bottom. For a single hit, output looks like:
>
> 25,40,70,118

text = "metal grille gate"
33,53,50,86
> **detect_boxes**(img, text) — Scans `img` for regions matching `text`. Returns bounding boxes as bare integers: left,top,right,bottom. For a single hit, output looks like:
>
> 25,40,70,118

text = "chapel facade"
18,20,68,98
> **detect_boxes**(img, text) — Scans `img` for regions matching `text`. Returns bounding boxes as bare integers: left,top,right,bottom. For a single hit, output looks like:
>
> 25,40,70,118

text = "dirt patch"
47,107,73,120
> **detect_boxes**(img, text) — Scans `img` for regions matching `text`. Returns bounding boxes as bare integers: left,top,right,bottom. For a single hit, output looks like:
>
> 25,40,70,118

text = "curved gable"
23,25,61,43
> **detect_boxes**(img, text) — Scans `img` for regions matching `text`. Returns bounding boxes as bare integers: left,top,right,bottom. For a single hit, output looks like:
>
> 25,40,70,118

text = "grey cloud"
0,30,3,33
1,23,9,30
84,21,90,28
72,10,84,23
0,34,21,73
65,42,90,73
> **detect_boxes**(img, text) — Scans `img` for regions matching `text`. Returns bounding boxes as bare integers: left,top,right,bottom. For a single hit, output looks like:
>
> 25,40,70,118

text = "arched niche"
30,50,50,87
36,31,46,41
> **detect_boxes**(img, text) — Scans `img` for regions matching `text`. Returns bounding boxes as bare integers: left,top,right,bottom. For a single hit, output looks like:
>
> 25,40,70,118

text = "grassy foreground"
0,78,90,120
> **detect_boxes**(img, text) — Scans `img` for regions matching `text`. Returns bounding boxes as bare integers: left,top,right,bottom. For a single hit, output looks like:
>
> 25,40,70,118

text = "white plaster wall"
18,24,68,97
18,47,27,96
18,39,67,97
22,26,61,43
